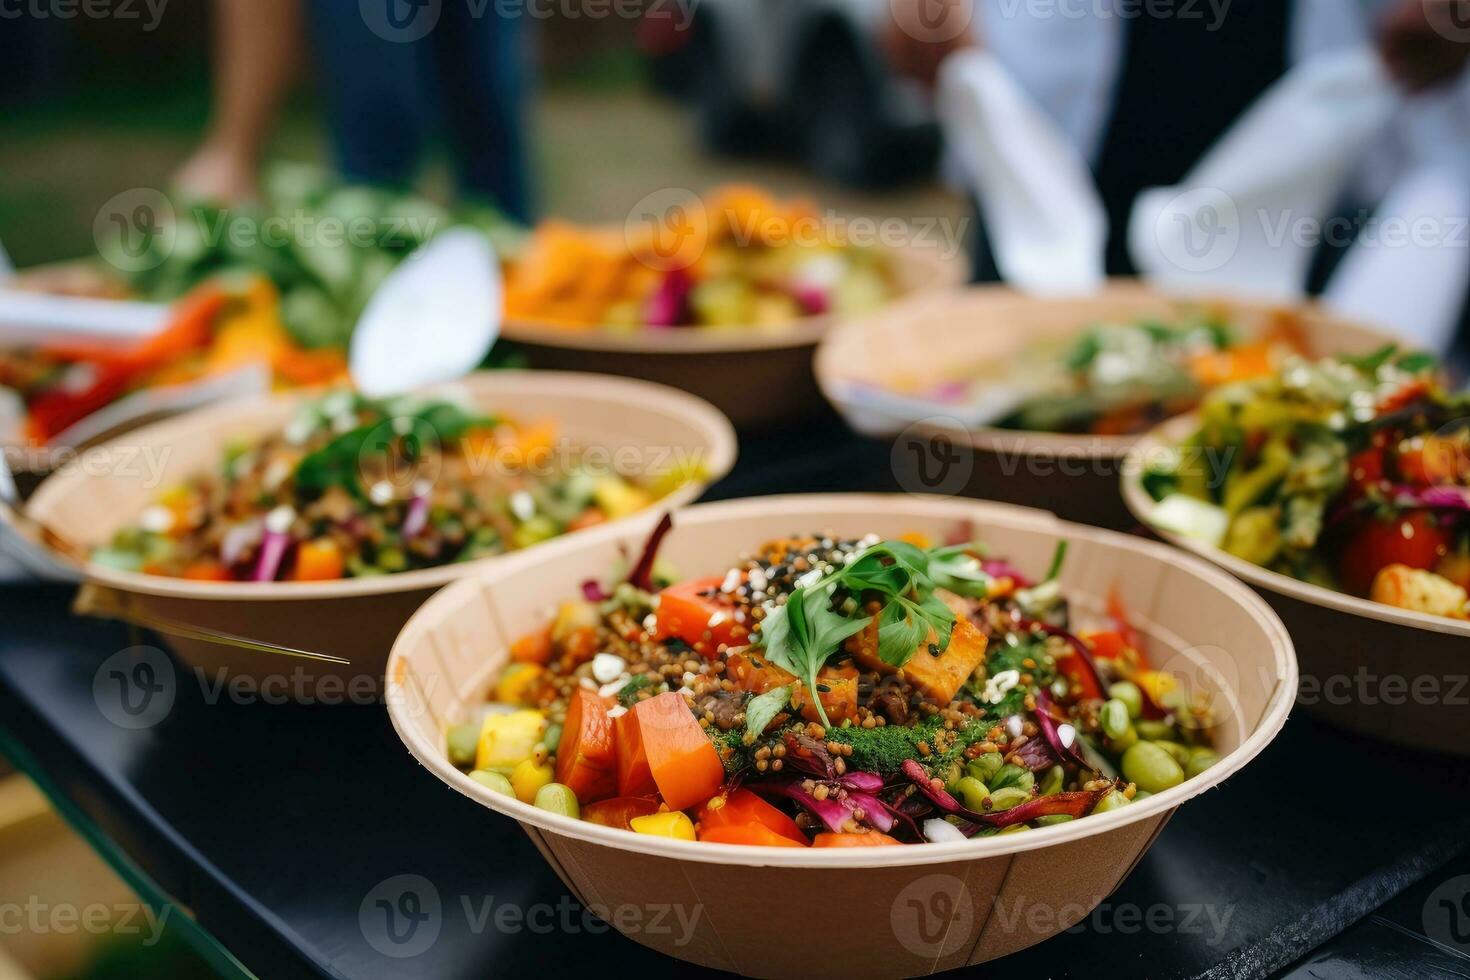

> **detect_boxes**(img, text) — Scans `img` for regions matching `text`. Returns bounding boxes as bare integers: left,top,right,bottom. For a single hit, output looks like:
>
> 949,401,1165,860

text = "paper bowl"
501,244,966,430
386,493,1295,978
21,371,736,691
816,282,1402,529
1123,416,1470,756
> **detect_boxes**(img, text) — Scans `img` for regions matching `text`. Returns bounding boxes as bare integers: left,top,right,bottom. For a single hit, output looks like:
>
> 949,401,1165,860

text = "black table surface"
3,420,1469,980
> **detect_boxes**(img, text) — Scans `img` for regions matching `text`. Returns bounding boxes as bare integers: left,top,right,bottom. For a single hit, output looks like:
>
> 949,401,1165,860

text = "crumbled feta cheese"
509,490,536,523
598,679,628,699
982,670,1022,705
591,653,627,684
369,481,395,506
264,505,296,535
923,818,967,843
720,568,741,593
606,705,628,719
1058,723,1077,749
138,505,175,535
579,677,597,691
1005,715,1024,738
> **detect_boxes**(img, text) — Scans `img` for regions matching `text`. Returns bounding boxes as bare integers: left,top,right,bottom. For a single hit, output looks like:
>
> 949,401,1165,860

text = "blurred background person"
174,0,535,220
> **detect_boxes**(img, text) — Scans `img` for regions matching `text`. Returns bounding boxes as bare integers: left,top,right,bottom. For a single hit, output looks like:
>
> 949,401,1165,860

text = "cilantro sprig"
755,540,995,726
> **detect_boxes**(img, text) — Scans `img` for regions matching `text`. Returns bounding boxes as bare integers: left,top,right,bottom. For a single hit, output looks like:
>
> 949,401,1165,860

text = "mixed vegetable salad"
95,391,695,582
1,280,346,447
994,313,1307,437
504,185,896,332
450,522,1217,847
1142,348,1470,620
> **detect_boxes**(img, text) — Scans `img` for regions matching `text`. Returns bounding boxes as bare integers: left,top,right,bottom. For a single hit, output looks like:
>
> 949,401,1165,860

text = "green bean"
1092,790,1130,814
1136,719,1176,741
1153,741,1192,768
1100,699,1132,740
469,770,515,797
988,763,1028,791
1033,814,1074,827
1108,681,1144,719
987,787,1032,811
1121,742,1184,794
955,776,991,813
1185,748,1220,780
967,752,1004,783
533,783,580,818
1039,765,1065,797
447,722,480,768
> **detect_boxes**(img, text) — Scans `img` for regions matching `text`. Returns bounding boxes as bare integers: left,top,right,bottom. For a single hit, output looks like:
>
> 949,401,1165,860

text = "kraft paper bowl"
386,493,1296,978
21,371,737,691
816,282,1402,529
501,243,966,430
1124,415,1470,757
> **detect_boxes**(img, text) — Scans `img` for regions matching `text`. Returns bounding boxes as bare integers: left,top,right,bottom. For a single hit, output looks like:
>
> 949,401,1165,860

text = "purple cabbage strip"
402,493,430,539
1010,735,1061,773
839,771,884,794
644,268,693,328
982,560,1034,588
252,529,290,582
783,734,838,781
967,790,1107,830
845,793,896,833
900,760,991,823
581,579,609,602
1032,689,1095,772
751,780,853,835
627,512,674,593
1391,484,1470,511
1025,620,1107,701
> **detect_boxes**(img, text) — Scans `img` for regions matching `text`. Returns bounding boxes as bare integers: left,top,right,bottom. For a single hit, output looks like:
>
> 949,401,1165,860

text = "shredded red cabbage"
627,512,674,593
983,560,1034,588
752,780,853,834
1033,689,1095,772
1391,485,1470,512
253,530,290,582
581,579,609,602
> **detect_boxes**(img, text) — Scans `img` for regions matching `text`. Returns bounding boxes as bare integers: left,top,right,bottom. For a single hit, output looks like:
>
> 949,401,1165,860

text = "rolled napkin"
939,49,1108,296
1130,47,1399,301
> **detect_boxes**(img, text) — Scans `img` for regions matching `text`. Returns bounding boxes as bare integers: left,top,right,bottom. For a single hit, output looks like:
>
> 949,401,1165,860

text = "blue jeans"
305,0,535,222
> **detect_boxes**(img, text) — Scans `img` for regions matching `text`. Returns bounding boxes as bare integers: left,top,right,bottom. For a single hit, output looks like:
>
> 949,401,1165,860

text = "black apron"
971,0,1293,280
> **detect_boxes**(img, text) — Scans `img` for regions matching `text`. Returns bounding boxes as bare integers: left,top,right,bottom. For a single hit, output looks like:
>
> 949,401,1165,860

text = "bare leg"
175,0,304,203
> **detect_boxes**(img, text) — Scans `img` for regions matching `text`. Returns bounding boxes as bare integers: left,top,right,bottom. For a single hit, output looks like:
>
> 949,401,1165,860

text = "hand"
884,0,978,89
1379,0,1470,93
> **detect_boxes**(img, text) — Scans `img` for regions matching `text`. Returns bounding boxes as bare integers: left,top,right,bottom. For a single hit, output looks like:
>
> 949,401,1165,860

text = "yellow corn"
510,759,555,804
629,812,696,841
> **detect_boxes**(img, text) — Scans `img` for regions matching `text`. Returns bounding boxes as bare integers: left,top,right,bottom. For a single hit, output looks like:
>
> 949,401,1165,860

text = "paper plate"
20,372,737,692
387,493,1296,978
1123,415,1470,756
816,282,1403,529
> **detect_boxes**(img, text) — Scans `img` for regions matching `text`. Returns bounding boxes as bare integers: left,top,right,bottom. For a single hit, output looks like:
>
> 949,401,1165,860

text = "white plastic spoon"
349,227,503,397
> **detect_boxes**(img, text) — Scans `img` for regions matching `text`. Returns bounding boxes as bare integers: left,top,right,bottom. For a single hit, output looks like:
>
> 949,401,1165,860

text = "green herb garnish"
744,685,791,740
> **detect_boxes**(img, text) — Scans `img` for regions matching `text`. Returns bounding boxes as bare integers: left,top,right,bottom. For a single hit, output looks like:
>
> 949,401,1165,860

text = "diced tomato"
1348,448,1387,496
510,627,554,666
629,692,725,811
614,709,658,798
653,577,749,658
697,789,805,844
182,560,232,582
811,832,903,848
1377,379,1431,415
555,689,618,804
581,796,660,831
1338,511,1454,597
1106,588,1144,661
292,539,345,581
1080,630,1128,661
698,824,807,847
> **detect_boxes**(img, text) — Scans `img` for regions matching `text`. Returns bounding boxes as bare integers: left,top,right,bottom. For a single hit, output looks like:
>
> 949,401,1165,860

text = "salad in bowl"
93,389,696,583
1135,348,1469,620
447,522,1218,846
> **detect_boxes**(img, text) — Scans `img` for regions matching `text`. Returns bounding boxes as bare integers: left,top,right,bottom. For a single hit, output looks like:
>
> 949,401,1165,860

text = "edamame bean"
1185,748,1220,780
989,763,1028,791
533,783,580,818
1033,814,1074,827
447,722,480,768
1154,741,1192,768
1100,699,1131,740
1121,742,1184,794
1092,790,1129,814
1109,725,1139,753
955,776,991,812
988,787,1032,811
1108,681,1144,719
1136,719,1176,741
469,770,515,797
1039,765,1065,797
967,752,1004,783
541,723,563,755
998,824,1030,835
1015,770,1035,793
